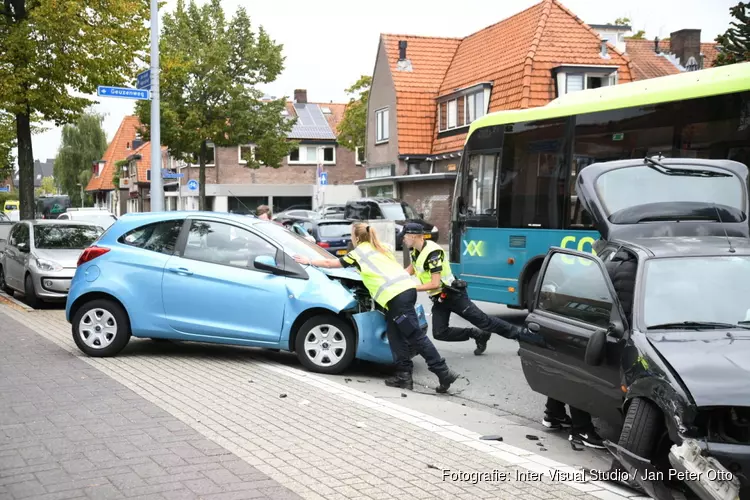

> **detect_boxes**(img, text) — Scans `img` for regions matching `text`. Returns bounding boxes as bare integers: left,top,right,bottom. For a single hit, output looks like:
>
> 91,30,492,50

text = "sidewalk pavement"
0,303,647,500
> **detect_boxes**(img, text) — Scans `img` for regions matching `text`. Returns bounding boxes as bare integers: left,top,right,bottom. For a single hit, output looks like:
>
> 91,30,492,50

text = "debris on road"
480,435,503,441
525,434,539,441
279,393,287,398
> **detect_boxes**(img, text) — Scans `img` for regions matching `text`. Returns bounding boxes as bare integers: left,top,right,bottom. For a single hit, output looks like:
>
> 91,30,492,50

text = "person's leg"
431,300,463,341
543,398,572,429
569,407,604,448
383,298,415,390
391,289,460,393
453,291,521,340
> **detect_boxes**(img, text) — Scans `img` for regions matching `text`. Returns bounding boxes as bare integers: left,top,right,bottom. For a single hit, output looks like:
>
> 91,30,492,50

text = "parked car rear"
57,208,117,229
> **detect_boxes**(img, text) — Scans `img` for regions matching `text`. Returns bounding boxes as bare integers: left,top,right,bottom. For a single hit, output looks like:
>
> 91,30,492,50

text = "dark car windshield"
254,220,334,260
318,223,352,239
595,165,745,217
33,224,101,249
643,256,750,329
380,203,418,220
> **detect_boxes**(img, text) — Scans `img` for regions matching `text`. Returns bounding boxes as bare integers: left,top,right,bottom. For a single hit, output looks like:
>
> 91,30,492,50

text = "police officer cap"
402,222,425,235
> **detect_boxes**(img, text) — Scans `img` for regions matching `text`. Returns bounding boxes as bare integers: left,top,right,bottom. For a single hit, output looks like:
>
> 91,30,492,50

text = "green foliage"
53,112,108,208
34,176,55,197
0,112,15,183
715,2,750,66
627,30,646,40
337,75,371,154
0,0,150,219
135,0,295,210
614,17,631,26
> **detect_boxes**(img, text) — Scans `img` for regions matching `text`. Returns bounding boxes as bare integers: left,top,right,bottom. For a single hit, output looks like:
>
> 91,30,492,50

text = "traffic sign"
163,172,184,179
136,69,151,90
97,86,150,100
187,179,199,191
0,186,9,192
319,172,328,186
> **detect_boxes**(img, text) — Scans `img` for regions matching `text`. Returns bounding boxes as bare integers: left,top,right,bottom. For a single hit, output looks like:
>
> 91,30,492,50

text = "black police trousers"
431,288,518,342
545,398,594,432
385,288,449,374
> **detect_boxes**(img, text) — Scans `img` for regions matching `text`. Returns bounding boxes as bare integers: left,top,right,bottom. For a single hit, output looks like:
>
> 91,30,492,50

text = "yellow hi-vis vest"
411,240,455,296
349,242,415,308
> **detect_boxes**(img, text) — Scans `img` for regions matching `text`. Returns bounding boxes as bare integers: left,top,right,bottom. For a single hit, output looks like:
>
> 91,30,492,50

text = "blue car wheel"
295,314,356,374
72,299,131,357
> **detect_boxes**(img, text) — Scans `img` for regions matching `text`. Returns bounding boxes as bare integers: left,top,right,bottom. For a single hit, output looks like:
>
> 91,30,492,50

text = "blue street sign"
319,172,328,186
163,172,184,179
136,69,151,90
187,179,199,191
97,86,150,100
0,186,9,192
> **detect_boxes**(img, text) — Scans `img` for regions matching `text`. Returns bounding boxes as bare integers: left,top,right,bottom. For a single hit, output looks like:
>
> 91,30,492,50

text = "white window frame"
238,144,255,165
355,147,365,166
560,70,617,96
376,107,389,143
288,145,336,165
191,143,216,167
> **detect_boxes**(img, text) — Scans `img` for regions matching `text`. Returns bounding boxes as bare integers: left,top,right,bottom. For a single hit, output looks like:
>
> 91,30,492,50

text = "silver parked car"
57,208,117,229
0,220,102,306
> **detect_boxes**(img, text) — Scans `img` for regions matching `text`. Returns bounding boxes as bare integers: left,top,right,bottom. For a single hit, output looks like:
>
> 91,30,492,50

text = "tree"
627,30,646,40
78,169,92,207
53,112,108,208
337,75,371,154
715,2,750,66
135,0,295,210
614,17,631,26
35,176,55,197
0,0,149,220
0,112,15,185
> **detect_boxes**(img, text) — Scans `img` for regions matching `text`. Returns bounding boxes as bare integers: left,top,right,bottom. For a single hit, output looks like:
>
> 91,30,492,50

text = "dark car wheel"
0,266,13,295
525,271,539,310
295,315,356,374
24,274,41,308
618,397,662,459
72,299,131,357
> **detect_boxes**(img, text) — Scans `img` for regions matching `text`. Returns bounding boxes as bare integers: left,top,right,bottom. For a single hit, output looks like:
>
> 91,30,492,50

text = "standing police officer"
401,223,524,354
294,222,460,393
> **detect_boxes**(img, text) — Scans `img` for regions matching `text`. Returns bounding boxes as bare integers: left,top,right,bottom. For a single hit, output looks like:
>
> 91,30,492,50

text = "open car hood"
576,158,750,241
317,267,361,281
647,334,750,407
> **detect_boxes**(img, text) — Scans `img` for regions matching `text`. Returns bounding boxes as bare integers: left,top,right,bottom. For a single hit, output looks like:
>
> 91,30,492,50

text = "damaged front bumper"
352,303,428,364
603,439,742,500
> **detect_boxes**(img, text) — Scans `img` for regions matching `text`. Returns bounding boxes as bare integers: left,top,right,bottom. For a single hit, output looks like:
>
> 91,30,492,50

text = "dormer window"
553,66,618,97
438,84,490,133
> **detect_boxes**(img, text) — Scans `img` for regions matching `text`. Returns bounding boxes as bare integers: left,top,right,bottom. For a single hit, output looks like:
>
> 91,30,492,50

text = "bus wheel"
525,271,539,311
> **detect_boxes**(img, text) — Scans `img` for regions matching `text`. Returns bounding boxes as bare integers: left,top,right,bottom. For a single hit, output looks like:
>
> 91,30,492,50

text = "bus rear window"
594,165,745,216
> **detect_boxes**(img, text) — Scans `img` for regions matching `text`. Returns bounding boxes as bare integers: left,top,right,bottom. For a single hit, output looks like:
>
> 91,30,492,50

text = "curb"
0,291,34,312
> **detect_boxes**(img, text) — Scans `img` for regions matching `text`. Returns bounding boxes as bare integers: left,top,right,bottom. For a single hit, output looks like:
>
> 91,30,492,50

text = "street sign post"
0,186,10,192
149,0,163,212
163,172,184,179
97,86,150,100
319,172,327,187
136,69,151,90
187,179,199,191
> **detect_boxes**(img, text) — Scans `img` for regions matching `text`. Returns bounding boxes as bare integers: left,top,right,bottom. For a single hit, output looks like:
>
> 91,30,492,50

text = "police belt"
432,279,468,302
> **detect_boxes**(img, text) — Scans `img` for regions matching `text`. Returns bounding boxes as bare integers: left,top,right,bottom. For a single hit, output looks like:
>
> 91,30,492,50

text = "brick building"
176,90,363,214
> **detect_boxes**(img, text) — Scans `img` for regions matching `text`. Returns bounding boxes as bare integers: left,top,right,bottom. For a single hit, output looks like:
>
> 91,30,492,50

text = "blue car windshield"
254,220,335,260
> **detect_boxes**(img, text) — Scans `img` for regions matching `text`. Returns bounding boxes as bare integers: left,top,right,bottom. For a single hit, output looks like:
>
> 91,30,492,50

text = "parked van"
3,200,19,214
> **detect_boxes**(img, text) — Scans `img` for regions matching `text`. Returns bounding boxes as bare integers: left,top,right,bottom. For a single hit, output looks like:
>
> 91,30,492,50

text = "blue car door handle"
167,267,193,276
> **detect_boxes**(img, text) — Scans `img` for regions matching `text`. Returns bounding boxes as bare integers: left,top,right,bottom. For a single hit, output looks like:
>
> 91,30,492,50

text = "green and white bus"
449,62,750,308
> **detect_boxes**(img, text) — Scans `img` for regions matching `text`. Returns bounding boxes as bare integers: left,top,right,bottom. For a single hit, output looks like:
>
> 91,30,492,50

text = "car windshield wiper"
647,321,750,330
644,157,731,177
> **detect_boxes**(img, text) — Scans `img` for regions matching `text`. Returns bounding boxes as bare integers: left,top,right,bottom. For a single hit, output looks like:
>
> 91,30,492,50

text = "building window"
561,71,617,96
355,147,365,165
191,143,215,166
439,89,486,132
376,108,389,143
238,145,254,164
288,145,336,165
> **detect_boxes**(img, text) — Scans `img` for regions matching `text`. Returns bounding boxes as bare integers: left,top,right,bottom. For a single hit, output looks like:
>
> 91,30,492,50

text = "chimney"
654,37,660,54
294,89,307,104
670,29,702,70
398,40,407,61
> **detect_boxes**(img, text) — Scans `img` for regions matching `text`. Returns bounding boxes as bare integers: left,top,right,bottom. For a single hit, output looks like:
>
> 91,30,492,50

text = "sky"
26,0,737,163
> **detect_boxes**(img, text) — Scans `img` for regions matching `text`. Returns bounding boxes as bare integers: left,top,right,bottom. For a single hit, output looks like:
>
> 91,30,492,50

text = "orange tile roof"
86,115,141,192
625,39,680,80
127,141,168,184
381,0,633,156
701,42,719,68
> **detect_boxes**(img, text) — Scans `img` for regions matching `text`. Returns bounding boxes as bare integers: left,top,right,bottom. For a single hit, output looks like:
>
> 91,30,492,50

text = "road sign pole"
149,0,163,212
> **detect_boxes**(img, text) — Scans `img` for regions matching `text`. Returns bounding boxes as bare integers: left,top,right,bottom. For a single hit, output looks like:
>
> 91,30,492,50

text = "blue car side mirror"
254,255,277,269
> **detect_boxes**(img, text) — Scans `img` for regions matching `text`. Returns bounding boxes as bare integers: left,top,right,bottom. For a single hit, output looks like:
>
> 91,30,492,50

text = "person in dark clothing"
542,248,638,449
401,223,524,355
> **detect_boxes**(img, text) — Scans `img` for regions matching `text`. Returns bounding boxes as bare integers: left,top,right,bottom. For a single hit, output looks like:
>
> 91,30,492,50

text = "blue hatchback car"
65,211,427,374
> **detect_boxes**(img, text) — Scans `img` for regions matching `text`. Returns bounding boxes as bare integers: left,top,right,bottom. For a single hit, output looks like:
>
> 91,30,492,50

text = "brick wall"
208,145,364,186
399,179,454,238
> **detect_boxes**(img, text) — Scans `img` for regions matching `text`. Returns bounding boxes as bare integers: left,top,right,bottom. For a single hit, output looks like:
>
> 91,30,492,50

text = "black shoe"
385,371,413,390
435,369,460,394
569,428,605,449
473,331,491,355
542,414,572,429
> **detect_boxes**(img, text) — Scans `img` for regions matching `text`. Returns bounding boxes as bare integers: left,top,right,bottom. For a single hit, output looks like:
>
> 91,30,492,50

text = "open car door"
576,157,750,241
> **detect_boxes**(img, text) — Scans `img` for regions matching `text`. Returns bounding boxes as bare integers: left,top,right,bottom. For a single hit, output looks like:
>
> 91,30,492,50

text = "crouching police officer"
401,223,524,355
